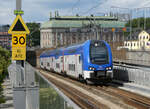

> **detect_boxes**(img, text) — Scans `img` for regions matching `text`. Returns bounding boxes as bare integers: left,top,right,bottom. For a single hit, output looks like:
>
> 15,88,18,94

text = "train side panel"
63,54,82,78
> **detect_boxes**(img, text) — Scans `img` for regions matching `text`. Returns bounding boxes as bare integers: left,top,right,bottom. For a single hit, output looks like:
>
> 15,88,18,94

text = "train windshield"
90,41,109,65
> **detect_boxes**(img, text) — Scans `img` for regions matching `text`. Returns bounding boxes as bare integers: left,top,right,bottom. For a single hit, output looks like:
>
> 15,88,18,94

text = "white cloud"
99,0,150,9
0,0,150,25
0,0,15,24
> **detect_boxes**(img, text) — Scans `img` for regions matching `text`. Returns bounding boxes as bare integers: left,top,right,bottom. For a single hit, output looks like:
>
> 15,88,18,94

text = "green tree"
26,22,40,47
0,46,11,104
126,17,150,30
0,46,11,76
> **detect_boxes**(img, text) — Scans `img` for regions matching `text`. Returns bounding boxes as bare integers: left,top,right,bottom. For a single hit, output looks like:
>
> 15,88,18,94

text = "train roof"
40,40,89,58
40,40,108,58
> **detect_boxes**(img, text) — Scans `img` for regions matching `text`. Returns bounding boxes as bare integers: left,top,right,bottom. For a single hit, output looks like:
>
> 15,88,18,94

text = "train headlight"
106,67,112,70
108,67,112,70
89,66,95,70
95,43,98,47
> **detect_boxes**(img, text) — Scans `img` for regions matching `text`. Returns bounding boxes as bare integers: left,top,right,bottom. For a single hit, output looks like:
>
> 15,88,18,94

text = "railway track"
38,68,150,109
41,71,109,109
45,75,103,109
96,86,150,109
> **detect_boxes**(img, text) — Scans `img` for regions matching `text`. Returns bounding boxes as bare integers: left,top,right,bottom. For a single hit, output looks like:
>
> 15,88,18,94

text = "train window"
61,57,63,63
56,63,60,68
68,48,77,54
69,64,75,71
69,64,70,70
90,41,109,65
47,62,50,67
79,56,81,63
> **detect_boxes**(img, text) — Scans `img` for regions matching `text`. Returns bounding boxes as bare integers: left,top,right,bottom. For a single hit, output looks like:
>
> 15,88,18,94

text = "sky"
0,0,150,25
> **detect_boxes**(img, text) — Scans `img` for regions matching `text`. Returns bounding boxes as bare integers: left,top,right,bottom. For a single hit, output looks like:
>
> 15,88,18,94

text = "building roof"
41,16,126,29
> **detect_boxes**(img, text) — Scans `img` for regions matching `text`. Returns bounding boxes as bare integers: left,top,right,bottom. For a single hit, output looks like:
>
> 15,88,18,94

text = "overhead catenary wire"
80,0,107,15
67,0,80,15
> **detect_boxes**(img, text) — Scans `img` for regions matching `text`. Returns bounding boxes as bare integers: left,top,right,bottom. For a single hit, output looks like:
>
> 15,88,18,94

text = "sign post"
8,15,30,109
8,1,31,109
8,1,39,109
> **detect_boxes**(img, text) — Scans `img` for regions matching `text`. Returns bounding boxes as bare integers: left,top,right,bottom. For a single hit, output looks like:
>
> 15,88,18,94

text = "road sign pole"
9,0,39,108
16,0,22,10
15,0,26,109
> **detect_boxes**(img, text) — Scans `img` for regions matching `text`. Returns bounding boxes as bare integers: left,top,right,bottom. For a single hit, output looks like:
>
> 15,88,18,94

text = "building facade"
40,13,126,48
124,30,150,50
0,25,11,49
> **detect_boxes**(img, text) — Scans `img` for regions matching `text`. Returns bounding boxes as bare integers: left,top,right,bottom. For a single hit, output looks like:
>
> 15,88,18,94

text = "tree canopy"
26,22,40,47
125,17,150,30
0,46,11,76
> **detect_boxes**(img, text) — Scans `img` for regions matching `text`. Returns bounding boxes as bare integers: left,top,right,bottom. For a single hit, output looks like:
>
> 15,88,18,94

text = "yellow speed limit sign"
12,34,26,60
8,15,30,60
12,34,26,47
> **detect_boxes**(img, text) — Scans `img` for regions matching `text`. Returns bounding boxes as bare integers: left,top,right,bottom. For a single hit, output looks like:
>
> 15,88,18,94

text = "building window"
143,36,145,39
134,43,136,46
124,43,127,46
147,36,149,39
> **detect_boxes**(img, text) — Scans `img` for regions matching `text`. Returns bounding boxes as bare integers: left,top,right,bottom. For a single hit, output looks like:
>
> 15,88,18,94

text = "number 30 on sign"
12,34,26,60
12,34,26,47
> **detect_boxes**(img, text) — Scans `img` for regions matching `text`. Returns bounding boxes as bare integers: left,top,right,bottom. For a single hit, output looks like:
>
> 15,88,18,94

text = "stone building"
40,13,126,48
124,30,150,50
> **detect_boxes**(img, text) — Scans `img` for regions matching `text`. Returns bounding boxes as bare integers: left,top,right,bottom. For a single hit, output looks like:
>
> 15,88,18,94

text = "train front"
83,40,113,82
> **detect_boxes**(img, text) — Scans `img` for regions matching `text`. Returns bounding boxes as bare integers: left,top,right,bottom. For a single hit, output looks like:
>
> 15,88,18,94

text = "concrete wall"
114,50,150,66
126,51,150,66
114,65,150,87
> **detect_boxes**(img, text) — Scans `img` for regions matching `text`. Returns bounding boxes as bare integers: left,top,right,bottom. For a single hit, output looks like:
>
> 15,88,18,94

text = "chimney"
50,12,52,20
56,11,59,17
55,11,57,17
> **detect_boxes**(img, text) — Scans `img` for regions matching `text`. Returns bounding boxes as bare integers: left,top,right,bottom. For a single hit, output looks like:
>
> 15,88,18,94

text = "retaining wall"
113,65,150,87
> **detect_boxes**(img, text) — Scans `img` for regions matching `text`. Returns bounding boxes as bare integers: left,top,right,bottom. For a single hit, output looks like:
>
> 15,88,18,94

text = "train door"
76,54,83,77
50,57,53,71
59,56,63,73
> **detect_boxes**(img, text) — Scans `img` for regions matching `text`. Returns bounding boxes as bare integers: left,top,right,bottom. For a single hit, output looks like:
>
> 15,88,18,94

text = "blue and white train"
40,40,113,83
